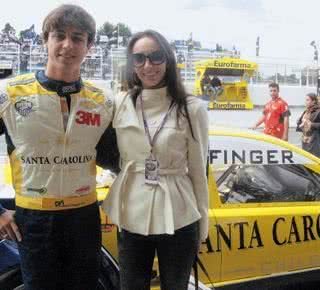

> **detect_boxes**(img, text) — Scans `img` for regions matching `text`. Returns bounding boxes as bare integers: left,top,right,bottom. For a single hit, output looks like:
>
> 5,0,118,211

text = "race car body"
2,126,320,289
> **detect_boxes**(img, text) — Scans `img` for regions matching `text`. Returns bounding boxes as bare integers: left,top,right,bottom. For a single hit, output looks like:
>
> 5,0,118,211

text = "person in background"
200,73,210,96
102,29,209,290
208,75,223,103
210,75,222,89
296,92,320,157
252,82,290,141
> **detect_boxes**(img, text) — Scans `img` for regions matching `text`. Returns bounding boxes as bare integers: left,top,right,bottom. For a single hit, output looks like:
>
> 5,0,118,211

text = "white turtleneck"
136,87,172,142
103,88,209,241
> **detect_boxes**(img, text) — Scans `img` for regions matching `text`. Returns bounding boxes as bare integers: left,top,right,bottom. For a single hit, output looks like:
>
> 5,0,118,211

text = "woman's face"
132,36,167,89
306,95,315,108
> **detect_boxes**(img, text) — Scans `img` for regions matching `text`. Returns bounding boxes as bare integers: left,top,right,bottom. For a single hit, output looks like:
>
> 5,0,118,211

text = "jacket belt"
113,160,187,231
122,160,187,175
15,191,97,210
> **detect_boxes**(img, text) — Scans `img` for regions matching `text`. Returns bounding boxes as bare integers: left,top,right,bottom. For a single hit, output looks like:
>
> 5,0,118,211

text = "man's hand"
252,115,265,131
0,210,22,241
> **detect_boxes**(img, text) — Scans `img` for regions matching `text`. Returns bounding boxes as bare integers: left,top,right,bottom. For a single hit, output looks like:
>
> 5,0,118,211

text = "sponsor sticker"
75,185,90,194
61,84,77,94
55,200,65,208
27,187,47,195
15,100,34,117
0,93,8,105
105,96,113,107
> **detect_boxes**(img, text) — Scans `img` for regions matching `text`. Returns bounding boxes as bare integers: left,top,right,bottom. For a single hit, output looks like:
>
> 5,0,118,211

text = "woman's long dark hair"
126,30,195,139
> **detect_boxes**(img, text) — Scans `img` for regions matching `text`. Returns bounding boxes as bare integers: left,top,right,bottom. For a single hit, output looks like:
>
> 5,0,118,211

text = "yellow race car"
99,127,320,289
2,126,320,289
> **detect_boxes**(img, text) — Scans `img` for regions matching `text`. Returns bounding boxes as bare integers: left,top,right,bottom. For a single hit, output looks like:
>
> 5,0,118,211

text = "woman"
102,30,209,290
297,92,320,157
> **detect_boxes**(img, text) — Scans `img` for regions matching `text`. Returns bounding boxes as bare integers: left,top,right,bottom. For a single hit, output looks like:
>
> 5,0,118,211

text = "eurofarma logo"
213,102,246,110
213,60,252,69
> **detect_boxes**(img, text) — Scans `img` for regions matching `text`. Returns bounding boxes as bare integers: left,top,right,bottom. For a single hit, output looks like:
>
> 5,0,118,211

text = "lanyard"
139,94,174,154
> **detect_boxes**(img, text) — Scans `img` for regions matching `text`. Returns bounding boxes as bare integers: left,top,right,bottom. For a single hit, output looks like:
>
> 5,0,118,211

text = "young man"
253,82,290,141
0,5,118,290
200,74,210,96
209,75,223,103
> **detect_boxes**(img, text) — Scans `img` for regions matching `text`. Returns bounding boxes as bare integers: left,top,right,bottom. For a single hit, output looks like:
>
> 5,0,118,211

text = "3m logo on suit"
75,110,101,126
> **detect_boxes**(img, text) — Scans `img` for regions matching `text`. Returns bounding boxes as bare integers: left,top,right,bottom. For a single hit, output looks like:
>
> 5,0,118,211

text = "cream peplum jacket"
102,87,209,241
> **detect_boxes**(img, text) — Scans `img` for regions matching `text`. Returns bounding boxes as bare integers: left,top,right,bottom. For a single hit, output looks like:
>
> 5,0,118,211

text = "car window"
218,164,320,203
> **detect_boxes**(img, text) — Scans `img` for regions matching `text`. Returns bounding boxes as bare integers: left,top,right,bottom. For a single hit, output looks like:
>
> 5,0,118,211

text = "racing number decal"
76,110,101,127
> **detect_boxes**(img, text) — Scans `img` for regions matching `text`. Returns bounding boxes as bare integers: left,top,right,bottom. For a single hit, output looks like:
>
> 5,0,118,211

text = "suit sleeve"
311,111,320,129
0,80,10,116
96,123,120,174
187,99,209,241
0,125,12,212
280,101,291,118
95,87,120,173
0,82,10,215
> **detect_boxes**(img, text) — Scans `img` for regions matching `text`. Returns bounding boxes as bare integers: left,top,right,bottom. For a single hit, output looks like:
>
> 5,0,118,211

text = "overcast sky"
1,0,319,63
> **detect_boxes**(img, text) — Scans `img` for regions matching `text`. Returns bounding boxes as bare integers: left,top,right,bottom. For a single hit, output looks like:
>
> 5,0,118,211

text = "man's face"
269,87,279,99
46,26,90,73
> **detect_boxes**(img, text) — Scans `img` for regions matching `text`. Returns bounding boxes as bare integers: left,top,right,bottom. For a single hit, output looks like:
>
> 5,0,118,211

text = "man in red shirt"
253,83,290,140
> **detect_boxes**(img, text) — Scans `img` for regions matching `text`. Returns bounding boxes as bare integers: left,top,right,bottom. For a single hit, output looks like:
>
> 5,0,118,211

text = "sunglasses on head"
132,50,166,67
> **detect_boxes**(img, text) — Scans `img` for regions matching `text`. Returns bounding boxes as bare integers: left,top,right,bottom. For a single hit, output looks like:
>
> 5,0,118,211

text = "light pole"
310,40,319,95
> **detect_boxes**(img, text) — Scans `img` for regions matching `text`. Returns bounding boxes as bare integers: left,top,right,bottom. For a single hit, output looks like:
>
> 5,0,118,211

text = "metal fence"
0,44,317,87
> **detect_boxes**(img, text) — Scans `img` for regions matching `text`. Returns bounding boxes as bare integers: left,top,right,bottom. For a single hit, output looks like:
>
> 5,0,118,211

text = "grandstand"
0,23,317,88
0,22,242,82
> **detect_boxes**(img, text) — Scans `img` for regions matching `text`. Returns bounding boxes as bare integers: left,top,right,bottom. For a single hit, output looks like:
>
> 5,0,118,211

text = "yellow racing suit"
0,72,114,210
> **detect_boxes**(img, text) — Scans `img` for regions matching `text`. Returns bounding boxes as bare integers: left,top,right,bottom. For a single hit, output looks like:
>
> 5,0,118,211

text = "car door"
208,129,320,287
215,163,320,285
197,164,221,286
